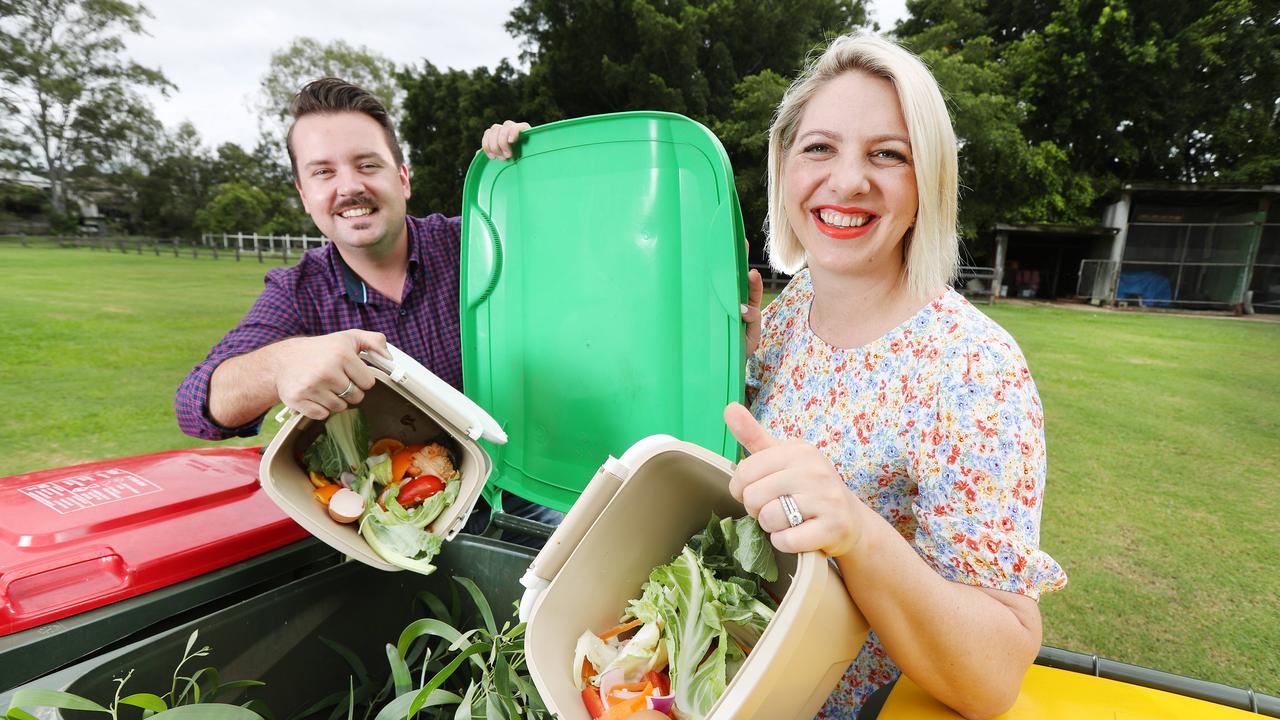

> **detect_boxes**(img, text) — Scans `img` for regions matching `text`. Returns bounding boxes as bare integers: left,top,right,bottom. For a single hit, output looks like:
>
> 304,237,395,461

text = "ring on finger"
778,494,803,528
336,380,355,399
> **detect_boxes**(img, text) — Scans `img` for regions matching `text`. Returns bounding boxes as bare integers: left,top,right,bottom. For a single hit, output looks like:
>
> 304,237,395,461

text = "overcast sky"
127,0,908,151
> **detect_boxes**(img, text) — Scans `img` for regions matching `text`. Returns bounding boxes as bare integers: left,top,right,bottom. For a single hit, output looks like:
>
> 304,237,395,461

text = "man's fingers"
293,398,332,422
504,120,531,145
724,402,779,455
341,329,388,356
482,123,504,159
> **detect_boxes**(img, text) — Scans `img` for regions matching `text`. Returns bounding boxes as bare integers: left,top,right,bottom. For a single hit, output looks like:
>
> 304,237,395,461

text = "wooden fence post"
255,232,262,263
173,238,179,257
154,239,160,256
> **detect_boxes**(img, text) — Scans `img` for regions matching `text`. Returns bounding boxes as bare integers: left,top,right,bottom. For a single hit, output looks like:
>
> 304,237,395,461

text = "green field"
2,243,1278,696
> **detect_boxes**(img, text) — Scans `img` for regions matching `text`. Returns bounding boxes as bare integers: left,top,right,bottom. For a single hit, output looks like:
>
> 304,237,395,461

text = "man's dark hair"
286,77,404,179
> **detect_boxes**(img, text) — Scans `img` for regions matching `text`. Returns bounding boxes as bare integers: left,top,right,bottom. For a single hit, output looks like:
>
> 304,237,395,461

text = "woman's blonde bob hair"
766,33,959,299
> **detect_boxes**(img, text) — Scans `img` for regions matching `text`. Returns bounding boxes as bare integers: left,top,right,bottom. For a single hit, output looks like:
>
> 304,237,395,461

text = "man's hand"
208,329,389,426
481,120,532,160
270,330,388,419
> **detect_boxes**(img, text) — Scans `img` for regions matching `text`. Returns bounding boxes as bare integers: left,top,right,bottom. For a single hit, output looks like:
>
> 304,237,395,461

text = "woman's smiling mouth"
812,205,879,238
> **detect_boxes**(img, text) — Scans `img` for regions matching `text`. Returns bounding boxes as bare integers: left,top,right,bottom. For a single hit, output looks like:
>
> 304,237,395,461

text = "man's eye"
312,168,332,177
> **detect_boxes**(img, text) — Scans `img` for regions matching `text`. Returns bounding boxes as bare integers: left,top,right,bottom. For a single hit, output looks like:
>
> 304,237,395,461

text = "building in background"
993,184,1279,313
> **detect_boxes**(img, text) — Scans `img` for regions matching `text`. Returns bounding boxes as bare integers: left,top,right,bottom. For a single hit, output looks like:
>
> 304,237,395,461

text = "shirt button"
399,309,407,317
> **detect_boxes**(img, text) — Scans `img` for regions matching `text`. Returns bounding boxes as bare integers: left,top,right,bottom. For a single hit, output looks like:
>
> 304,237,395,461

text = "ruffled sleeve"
909,334,1067,599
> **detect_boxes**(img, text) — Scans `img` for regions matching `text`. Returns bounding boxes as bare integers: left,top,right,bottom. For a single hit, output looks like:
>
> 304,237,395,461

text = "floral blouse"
747,270,1068,718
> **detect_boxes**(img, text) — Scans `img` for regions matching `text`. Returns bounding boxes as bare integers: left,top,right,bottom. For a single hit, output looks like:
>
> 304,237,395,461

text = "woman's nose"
827,156,871,198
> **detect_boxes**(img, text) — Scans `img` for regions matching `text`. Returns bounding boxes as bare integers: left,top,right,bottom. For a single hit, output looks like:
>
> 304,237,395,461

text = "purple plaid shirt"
175,214,463,440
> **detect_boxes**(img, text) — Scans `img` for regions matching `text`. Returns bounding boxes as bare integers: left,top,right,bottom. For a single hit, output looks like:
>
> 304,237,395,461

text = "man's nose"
335,167,365,195
827,156,871,198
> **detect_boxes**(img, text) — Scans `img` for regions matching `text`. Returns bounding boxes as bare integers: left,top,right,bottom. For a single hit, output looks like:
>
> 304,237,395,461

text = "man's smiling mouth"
339,207,375,218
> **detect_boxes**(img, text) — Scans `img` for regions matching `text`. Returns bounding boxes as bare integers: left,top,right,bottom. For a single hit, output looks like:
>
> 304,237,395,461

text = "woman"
726,33,1067,719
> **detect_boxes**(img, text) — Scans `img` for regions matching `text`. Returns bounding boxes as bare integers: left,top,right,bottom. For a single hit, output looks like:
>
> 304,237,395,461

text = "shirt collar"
331,248,371,304
327,219,419,305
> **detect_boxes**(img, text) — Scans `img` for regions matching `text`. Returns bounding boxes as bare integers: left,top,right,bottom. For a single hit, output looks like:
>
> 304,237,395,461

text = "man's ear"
294,178,308,211
399,163,411,200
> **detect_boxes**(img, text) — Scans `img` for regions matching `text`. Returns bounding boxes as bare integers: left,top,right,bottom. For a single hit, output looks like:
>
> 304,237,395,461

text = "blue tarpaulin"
1117,272,1172,307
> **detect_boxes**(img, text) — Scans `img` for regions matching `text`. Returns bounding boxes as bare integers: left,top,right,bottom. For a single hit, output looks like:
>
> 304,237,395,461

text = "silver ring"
336,380,355,399
779,494,803,528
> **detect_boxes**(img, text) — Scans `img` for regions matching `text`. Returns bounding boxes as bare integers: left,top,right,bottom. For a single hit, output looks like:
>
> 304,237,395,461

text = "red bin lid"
0,447,308,636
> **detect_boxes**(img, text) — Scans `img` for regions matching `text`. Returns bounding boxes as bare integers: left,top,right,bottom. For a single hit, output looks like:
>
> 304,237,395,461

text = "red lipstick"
812,205,878,239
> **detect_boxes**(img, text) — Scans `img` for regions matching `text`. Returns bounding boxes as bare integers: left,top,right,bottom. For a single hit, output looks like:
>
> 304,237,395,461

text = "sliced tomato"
644,670,670,697
397,475,444,507
581,686,606,719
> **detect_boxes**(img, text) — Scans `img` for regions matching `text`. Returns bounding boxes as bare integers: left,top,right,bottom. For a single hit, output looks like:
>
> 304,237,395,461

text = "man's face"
292,112,411,256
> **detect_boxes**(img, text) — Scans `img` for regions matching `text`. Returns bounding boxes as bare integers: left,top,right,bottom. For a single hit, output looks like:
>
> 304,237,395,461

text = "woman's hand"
481,120,532,160
741,268,763,356
724,402,869,558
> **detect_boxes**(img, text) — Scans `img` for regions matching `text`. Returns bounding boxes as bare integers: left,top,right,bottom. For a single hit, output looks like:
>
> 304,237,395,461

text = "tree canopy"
254,37,403,142
401,0,869,250
0,0,172,217
896,0,1279,246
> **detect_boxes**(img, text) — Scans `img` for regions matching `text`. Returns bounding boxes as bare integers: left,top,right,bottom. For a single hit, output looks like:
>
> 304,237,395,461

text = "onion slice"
598,668,628,705
646,694,675,714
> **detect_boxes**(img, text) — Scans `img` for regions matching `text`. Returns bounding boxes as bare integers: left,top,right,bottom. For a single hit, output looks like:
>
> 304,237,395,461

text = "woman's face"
783,71,918,281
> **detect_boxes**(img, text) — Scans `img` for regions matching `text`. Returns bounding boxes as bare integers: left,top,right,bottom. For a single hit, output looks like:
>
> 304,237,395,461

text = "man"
175,78,552,534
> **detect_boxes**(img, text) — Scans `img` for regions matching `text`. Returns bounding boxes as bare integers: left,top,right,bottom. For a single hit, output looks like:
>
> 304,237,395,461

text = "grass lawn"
4,243,1279,696
0,242,288,472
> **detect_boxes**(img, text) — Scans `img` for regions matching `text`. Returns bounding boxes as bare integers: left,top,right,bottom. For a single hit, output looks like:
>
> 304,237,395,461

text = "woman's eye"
874,149,908,163
802,143,832,155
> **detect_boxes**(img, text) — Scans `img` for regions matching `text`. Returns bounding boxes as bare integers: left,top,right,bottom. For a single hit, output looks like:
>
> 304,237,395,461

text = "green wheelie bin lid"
460,111,747,512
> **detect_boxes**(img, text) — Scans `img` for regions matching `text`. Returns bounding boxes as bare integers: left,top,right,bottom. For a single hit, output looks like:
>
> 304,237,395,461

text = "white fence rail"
203,232,327,252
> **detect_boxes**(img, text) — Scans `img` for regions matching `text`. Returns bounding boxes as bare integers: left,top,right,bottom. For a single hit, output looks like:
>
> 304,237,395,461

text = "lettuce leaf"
359,505,444,574
615,518,777,720
303,408,369,478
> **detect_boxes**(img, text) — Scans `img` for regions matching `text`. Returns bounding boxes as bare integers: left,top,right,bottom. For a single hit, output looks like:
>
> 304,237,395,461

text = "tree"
400,60,540,217
896,2,1098,243
0,0,171,216
897,0,1280,242
117,121,212,237
195,181,273,235
400,0,868,245
255,37,402,141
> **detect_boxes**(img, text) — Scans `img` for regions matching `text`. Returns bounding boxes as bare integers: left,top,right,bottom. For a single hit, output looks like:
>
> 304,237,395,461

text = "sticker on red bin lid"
0,446,308,636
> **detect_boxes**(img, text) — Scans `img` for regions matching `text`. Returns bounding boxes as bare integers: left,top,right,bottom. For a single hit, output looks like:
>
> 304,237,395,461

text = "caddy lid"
362,345,507,444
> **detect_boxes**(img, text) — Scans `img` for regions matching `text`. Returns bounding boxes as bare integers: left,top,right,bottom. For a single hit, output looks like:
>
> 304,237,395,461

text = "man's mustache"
332,195,379,214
